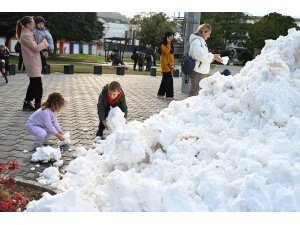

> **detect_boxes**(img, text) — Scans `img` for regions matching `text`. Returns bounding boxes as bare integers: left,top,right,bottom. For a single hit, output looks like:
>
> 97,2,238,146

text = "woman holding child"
16,16,49,111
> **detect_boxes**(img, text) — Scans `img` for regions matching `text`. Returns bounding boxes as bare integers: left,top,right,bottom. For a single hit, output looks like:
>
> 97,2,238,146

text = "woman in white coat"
188,23,222,96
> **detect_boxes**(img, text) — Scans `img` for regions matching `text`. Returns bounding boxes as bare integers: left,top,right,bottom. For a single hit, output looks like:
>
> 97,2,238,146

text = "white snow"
37,167,61,186
26,190,97,211
106,106,126,131
57,131,71,146
222,56,229,65
74,146,87,157
31,146,61,162
53,160,64,168
27,29,300,212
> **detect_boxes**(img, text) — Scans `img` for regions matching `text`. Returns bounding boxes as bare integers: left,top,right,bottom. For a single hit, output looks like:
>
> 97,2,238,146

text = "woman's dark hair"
158,31,175,55
16,16,34,40
162,31,174,46
42,92,66,112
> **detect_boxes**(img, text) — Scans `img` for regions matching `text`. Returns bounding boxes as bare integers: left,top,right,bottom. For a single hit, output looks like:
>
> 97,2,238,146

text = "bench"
93,65,102,75
8,64,16,75
64,65,74,74
116,66,125,75
150,68,156,76
93,65,126,76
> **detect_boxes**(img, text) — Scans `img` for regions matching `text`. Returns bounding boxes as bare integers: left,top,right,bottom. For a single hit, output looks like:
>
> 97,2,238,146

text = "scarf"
107,91,122,105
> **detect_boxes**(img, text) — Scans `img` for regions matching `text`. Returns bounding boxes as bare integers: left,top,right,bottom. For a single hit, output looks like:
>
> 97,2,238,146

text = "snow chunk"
26,190,97,212
31,146,61,162
37,167,60,185
57,131,71,146
75,146,87,157
106,106,126,131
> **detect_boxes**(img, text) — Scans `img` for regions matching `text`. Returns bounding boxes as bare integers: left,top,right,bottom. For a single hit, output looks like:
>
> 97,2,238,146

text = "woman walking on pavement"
131,45,139,71
16,16,49,111
157,32,175,100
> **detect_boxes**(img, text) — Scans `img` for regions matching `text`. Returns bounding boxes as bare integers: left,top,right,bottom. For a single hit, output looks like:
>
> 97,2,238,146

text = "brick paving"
0,72,187,184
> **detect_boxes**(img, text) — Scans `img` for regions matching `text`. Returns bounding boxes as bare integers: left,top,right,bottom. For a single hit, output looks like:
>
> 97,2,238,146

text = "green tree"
130,12,177,48
246,12,298,52
0,12,103,49
201,12,250,52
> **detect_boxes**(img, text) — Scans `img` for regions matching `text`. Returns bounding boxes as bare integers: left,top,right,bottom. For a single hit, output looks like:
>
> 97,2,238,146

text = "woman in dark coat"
131,46,139,71
14,41,25,71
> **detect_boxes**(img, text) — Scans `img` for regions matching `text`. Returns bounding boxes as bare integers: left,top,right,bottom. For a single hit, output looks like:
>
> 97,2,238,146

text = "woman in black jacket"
131,46,139,71
14,41,25,71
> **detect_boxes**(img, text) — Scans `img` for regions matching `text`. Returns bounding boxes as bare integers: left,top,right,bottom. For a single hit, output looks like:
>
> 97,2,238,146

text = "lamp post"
181,12,201,94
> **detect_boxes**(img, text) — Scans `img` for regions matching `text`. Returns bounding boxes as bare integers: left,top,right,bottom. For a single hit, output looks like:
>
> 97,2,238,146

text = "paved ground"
0,72,188,183
0,64,243,186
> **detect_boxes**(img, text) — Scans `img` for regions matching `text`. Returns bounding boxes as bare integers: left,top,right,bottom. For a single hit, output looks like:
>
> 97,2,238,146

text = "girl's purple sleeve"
44,110,59,135
53,115,62,133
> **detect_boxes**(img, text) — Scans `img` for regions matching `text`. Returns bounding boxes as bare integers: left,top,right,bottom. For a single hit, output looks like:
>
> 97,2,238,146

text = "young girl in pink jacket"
26,92,66,148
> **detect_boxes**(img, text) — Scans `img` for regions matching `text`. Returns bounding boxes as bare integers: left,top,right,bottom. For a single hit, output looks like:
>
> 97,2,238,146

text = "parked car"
221,47,253,66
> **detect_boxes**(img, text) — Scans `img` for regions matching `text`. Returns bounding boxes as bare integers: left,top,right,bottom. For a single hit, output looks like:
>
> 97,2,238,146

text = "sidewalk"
0,73,187,183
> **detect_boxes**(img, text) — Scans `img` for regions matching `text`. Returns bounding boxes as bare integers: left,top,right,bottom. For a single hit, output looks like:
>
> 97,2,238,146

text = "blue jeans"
146,61,152,71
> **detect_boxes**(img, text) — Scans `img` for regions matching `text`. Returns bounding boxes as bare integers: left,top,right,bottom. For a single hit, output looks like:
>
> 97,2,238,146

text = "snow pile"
27,29,300,212
37,167,60,186
26,190,97,212
106,106,126,131
53,160,64,168
94,120,153,166
74,147,87,157
31,146,61,162
57,131,71,146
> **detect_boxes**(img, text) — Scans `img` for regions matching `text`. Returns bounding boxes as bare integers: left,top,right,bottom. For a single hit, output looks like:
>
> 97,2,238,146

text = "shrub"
0,161,29,212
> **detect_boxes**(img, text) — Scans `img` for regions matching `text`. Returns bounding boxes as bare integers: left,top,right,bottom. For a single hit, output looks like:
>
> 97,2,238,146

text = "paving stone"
12,151,31,159
23,172,39,180
1,140,20,146
0,73,188,182
0,145,15,152
0,151,14,159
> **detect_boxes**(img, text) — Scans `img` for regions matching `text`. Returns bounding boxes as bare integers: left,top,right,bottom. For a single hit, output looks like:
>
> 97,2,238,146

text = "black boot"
35,102,41,111
96,130,103,137
23,101,35,111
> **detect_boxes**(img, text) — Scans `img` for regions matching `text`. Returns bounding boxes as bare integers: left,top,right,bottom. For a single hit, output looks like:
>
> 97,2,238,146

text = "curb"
16,176,58,195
